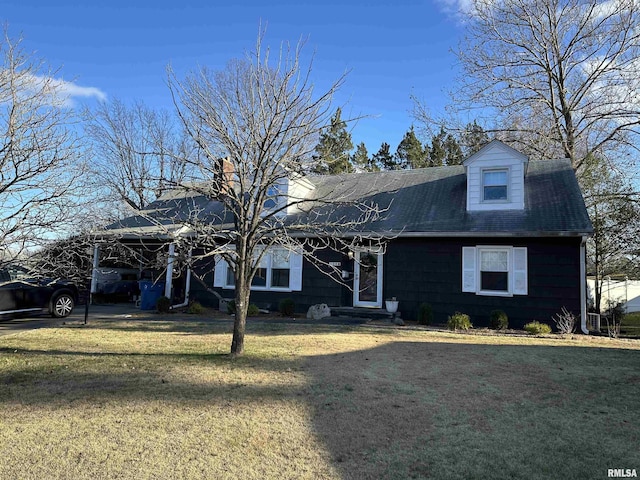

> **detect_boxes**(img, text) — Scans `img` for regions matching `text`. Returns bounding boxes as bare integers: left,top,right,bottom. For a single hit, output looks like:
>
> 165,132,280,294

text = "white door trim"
353,247,383,307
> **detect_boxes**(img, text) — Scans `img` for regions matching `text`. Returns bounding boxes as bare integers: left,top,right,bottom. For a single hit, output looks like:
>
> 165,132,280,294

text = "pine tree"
426,127,464,166
372,142,398,171
444,133,464,165
427,129,446,167
396,126,427,169
352,142,378,172
460,121,489,157
311,107,354,174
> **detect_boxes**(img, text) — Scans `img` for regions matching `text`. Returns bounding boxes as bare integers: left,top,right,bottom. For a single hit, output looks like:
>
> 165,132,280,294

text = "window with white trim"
262,180,288,218
462,246,527,296
214,247,302,292
479,248,509,293
482,169,509,202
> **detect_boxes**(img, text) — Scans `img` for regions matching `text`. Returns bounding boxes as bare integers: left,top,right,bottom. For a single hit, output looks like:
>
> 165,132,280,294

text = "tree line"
311,108,490,174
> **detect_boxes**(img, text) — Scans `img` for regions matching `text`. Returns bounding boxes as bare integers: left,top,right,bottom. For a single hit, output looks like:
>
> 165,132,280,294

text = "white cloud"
43,76,107,107
437,0,478,15
4,73,107,108
51,78,107,104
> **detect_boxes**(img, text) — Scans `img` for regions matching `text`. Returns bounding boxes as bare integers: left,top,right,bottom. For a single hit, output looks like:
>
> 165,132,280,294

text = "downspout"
580,236,589,334
89,244,100,305
170,248,192,310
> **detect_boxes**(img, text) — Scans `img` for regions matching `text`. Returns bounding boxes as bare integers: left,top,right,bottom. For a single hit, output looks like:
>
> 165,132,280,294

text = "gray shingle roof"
105,159,592,238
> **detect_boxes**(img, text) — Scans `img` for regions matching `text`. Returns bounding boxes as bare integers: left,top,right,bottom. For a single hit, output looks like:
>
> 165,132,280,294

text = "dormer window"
464,141,526,211
262,180,288,218
482,169,509,202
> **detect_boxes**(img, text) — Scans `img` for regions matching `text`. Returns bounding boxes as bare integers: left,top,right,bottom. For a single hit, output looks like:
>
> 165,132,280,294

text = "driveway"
0,304,140,336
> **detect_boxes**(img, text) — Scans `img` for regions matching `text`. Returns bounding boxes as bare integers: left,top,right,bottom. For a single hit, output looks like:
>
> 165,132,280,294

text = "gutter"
580,236,589,334
285,229,594,239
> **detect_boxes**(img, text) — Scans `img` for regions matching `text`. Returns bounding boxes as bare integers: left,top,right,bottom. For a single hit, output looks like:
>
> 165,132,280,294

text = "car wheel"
52,293,75,318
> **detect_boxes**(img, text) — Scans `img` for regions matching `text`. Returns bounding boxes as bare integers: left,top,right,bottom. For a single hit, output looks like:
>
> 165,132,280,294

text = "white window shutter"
289,252,303,291
213,255,227,288
513,247,528,295
462,247,477,293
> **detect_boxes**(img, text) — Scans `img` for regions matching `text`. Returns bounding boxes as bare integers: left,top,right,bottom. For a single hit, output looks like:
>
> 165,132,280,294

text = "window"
479,249,509,293
262,180,288,217
483,169,508,201
263,185,279,210
252,251,268,287
215,247,301,292
271,249,291,288
462,246,528,296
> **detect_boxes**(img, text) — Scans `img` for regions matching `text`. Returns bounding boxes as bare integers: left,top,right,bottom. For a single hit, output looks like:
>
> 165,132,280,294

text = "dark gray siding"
189,237,584,329
190,248,345,313
383,237,583,329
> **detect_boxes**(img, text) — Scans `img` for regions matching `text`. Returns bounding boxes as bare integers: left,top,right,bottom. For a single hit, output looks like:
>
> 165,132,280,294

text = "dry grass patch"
1,319,639,479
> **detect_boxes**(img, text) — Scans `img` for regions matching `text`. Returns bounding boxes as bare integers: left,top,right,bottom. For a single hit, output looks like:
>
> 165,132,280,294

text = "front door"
353,248,383,307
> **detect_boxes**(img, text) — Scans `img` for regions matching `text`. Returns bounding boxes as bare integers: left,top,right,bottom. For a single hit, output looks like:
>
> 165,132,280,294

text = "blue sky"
3,0,465,154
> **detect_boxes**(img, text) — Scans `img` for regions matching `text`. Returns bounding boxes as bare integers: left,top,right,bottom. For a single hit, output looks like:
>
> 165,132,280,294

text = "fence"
587,278,640,313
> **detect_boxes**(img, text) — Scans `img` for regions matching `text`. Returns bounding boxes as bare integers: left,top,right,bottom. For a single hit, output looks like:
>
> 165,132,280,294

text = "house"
102,140,593,331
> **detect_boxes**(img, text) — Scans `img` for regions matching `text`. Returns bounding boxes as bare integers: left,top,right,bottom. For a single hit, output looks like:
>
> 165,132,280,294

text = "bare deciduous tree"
84,98,195,213
582,155,640,311
0,29,84,266
449,0,640,170
165,33,385,356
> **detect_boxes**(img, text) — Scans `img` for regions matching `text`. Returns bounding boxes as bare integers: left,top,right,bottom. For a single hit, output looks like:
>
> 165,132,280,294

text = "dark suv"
0,269,78,319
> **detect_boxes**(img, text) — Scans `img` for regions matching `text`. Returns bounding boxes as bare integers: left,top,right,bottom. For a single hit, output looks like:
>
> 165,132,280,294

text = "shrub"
187,301,205,314
156,296,171,313
417,303,433,325
247,304,260,316
551,307,576,334
227,299,236,315
447,312,472,331
279,298,295,316
524,321,552,335
489,309,509,330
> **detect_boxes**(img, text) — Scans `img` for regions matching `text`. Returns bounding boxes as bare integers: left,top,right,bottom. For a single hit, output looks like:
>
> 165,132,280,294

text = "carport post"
165,243,175,300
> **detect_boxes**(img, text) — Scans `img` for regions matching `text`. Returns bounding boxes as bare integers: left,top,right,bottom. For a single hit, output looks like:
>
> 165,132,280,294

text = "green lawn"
1,318,639,479
622,312,640,337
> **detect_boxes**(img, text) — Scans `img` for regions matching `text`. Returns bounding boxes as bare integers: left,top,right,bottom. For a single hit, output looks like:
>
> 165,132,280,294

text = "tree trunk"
230,276,250,356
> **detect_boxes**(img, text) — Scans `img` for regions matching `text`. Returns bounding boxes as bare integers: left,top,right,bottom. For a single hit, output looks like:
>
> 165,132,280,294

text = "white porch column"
165,243,175,299
90,244,100,305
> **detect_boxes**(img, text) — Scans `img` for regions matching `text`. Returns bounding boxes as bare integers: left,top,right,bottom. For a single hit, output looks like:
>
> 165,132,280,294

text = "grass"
1,318,639,479
621,312,640,337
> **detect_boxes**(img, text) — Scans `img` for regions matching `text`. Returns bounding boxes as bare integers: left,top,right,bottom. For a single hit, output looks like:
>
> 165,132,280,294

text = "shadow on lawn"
302,341,640,480
1,334,638,479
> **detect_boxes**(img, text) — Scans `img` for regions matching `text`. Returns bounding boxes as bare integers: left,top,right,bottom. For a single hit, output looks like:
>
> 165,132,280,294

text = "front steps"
330,306,402,322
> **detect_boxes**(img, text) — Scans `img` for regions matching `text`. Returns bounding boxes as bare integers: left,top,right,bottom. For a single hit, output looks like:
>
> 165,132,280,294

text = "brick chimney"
217,157,234,194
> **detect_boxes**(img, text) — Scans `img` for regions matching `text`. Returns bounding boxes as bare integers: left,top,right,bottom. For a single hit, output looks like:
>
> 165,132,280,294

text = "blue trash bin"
139,280,164,310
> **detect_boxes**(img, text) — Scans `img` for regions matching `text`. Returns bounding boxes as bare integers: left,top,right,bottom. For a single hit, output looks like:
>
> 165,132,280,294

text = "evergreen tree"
351,142,378,172
311,107,354,174
444,133,464,165
372,142,398,171
460,121,490,157
427,127,464,166
427,129,446,167
396,126,427,169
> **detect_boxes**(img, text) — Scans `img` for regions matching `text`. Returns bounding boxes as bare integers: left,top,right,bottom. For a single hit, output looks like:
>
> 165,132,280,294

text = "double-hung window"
479,248,509,293
482,169,509,202
214,247,302,292
462,246,527,296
